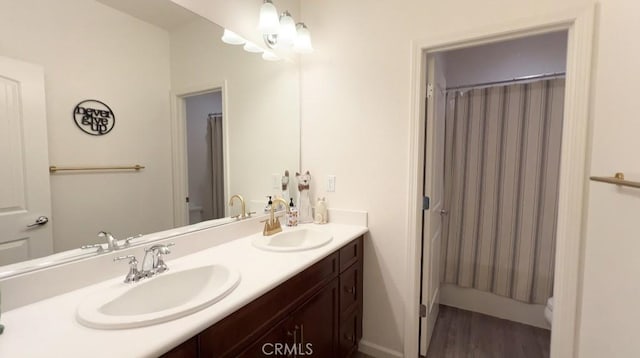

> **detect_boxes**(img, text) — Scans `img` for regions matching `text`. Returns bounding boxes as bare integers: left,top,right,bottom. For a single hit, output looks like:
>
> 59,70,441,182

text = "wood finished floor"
426,305,550,358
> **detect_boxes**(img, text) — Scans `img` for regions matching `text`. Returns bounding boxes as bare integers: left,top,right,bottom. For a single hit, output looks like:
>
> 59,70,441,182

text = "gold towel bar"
590,172,640,189
49,165,145,173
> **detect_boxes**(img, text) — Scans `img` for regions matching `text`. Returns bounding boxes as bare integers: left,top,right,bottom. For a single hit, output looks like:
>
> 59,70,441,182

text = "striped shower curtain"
440,78,565,304
206,114,225,220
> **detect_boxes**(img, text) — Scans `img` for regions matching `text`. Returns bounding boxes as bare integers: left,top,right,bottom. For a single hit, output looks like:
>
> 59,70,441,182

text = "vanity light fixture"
258,0,280,34
262,51,280,61
221,29,245,45
243,41,264,53
259,0,313,53
293,23,314,53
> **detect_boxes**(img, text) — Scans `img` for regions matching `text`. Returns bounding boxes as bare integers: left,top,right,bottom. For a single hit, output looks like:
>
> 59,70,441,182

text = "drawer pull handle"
345,286,356,295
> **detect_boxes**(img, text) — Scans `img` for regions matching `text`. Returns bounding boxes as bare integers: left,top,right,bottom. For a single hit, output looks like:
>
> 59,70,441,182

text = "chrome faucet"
141,243,174,278
97,231,136,251
82,232,140,253
263,198,290,236
113,255,143,283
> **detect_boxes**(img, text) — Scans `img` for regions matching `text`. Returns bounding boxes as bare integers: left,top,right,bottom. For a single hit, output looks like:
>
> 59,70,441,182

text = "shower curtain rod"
446,72,566,91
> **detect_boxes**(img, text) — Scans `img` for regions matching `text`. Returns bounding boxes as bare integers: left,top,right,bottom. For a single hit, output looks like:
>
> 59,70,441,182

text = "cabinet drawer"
339,308,360,358
339,263,360,314
339,236,363,272
200,252,339,357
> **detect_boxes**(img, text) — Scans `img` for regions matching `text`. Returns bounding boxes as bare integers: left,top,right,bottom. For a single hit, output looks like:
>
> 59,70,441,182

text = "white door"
0,56,53,265
419,54,446,355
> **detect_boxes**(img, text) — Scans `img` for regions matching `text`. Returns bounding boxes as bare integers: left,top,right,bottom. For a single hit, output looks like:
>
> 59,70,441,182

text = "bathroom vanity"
0,217,367,358
163,236,363,357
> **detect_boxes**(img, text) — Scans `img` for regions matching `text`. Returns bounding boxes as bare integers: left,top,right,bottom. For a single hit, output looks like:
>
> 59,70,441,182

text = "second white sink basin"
76,264,240,329
252,228,333,252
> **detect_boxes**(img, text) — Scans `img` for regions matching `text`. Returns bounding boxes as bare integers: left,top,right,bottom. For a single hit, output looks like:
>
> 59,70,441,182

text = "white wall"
444,31,568,88
0,0,174,252
170,16,300,207
185,92,222,223
297,0,640,356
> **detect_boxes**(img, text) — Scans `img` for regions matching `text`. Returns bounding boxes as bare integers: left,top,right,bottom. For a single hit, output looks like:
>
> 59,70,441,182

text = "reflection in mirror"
0,0,300,276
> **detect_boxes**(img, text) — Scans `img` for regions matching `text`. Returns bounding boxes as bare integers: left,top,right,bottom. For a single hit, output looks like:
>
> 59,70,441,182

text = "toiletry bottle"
0,286,4,334
264,196,273,213
287,198,298,227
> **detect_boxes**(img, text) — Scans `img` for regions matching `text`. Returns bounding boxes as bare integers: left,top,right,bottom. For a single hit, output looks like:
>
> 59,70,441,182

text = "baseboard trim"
440,284,550,329
359,339,403,358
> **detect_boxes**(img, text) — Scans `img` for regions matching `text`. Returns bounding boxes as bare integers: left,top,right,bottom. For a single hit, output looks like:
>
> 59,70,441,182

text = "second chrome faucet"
113,242,174,283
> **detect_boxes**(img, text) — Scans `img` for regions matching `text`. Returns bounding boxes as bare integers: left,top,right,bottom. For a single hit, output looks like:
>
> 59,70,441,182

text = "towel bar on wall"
49,164,145,173
589,172,640,189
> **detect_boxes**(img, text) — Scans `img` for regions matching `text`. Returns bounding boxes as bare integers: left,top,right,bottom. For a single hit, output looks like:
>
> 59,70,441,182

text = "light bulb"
258,0,280,35
221,29,245,45
277,12,297,48
293,23,314,53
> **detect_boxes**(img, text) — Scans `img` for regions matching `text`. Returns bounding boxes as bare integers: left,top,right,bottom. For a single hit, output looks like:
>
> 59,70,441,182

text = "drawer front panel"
340,263,359,314
339,236,363,272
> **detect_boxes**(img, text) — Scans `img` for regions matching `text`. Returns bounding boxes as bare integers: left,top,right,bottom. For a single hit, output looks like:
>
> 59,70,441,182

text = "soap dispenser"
286,198,298,227
264,196,273,213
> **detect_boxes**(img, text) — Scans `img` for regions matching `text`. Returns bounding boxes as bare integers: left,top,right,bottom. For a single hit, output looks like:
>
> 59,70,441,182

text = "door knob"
439,209,448,216
27,216,49,228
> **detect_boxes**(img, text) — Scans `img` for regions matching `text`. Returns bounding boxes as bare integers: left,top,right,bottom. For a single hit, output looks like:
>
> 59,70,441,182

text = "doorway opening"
184,91,225,225
419,31,567,357
406,7,596,358
170,83,229,228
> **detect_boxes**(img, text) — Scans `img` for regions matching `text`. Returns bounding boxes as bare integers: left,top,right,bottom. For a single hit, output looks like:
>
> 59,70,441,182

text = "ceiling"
96,0,198,31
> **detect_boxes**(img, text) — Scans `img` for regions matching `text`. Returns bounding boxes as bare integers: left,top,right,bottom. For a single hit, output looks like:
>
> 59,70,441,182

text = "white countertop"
0,223,367,357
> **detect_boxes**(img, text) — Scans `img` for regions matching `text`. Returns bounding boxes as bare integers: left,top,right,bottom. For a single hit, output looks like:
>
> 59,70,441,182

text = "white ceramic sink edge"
76,264,240,330
251,227,333,252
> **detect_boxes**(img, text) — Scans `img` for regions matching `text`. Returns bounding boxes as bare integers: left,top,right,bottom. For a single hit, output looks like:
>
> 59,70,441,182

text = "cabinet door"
237,317,294,358
339,308,360,358
290,279,339,357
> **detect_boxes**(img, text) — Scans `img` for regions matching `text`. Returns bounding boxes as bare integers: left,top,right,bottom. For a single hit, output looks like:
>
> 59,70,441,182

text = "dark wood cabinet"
163,236,363,358
289,279,340,357
161,336,199,358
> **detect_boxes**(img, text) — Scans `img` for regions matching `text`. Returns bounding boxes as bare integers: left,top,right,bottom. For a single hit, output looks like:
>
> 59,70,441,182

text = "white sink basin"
76,264,240,329
252,228,333,252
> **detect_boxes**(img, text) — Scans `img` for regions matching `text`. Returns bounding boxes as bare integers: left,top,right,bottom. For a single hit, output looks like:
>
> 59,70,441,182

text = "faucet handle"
114,255,138,265
114,255,142,283
81,243,105,253
123,234,142,248
145,242,175,254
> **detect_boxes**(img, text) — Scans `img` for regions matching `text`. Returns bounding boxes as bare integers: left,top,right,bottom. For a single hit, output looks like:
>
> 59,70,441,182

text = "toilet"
544,297,554,325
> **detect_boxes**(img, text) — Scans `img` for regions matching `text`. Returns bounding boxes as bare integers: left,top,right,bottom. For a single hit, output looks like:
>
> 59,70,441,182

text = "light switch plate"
327,175,336,192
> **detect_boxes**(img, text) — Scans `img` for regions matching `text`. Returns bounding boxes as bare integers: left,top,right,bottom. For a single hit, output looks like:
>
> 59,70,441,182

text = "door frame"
405,4,597,357
170,81,230,227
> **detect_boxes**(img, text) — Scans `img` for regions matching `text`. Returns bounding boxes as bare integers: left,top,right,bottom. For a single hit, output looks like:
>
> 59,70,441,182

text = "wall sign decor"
73,99,115,136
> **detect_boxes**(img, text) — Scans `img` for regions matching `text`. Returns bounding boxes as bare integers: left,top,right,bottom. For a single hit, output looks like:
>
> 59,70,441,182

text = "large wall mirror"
0,0,300,275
